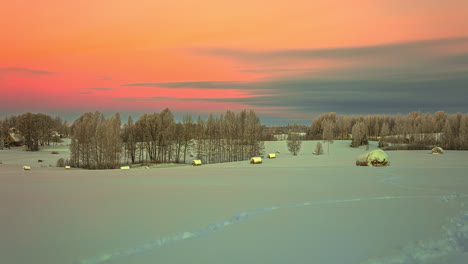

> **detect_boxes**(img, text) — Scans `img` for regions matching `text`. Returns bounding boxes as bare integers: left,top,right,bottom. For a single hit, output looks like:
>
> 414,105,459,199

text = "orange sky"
1,0,467,123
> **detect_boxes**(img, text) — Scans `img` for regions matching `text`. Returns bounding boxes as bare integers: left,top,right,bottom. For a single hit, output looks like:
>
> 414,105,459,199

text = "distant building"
273,132,306,141
273,134,288,141
4,133,24,147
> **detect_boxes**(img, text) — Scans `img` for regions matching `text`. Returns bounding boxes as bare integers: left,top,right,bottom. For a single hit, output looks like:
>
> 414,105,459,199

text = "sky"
1,0,468,125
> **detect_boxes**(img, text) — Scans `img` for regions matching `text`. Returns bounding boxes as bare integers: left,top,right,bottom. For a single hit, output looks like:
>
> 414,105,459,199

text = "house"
4,133,24,147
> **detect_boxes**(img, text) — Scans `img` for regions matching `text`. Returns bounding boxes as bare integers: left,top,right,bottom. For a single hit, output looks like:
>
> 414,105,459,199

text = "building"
4,133,24,147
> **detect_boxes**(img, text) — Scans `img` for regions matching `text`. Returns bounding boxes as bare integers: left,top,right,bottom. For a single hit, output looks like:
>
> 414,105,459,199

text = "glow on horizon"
1,0,468,122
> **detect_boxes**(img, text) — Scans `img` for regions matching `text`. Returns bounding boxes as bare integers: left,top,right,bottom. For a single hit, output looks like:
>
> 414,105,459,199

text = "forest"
1,110,467,169
308,111,468,150
69,108,265,169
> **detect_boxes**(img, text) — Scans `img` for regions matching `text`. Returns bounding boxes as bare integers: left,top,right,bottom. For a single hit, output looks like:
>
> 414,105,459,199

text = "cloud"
122,81,245,89
163,78,466,113
97,75,112,80
0,67,56,76
193,36,468,63
86,87,114,91
120,36,468,116
113,96,179,101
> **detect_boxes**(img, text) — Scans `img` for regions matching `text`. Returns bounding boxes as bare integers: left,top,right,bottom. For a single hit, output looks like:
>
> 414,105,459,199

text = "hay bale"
432,147,444,154
356,149,389,167
120,166,130,170
250,157,262,164
276,151,281,154
23,166,31,170
38,159,43,162
267,153,276,159
192,160,202,166
65,166,71,169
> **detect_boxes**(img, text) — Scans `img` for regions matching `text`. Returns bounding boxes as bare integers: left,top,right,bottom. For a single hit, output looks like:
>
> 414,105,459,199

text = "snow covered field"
1,141,468,264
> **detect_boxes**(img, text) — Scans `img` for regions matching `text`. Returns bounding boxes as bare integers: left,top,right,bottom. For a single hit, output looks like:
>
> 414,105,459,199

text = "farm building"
4,133,24,147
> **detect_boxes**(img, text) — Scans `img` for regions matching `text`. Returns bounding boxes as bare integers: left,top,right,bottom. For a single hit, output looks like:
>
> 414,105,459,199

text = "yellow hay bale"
23,166,31,170
65,166,71,169
250,157,262,164
192,160,202,166
120,166,130,170
356,149,389,167
267,153,276,159
432,147,444,154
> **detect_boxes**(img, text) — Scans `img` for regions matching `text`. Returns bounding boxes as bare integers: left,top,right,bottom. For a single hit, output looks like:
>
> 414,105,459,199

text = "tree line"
307,111,468,150
69,108,265,169
0,113,70,150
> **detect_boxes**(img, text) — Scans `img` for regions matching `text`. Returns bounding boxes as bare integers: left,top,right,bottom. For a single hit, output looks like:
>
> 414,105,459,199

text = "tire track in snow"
75,194,463,264
76,166,468,264
380,167,459,194
360,167,468,264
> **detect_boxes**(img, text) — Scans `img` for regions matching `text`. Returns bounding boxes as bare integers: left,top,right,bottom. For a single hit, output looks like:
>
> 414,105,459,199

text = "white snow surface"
1,140,468,264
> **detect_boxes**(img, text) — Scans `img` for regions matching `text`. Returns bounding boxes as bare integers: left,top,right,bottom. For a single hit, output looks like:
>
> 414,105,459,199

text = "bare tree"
16,113,41,151
379,122,390,148
322,119,335,154
314,142,324,155
122,115,137,164
442,119,454,149
351,121,366,147
287,123,302,155
0,119,6,149
182,113,194,163
459,115,468,150
70,111,122,169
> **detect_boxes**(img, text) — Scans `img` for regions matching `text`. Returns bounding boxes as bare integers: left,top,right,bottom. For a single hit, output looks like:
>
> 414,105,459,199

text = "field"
1,141,468,264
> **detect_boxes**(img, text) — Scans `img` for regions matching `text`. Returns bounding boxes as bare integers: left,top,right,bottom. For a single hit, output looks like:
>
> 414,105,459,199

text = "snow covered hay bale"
250,157,262,164
356,149,389,167
267,153,276,159
432,147,444,154
120,166,130,170
22,166,31,170
192,160,202,166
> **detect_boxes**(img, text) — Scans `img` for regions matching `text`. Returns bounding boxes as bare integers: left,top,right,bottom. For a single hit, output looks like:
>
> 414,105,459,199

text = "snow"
1,140,468,264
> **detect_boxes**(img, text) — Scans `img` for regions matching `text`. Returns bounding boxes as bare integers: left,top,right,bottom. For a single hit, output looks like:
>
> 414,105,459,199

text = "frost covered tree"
351,121,366,147
378,122,390,148
182,113,194,163
70,111,122,169
314,142,324,155
459,115,468,150
442,119,454,149
122,115,137,164
322,119,335,154
287,123,302,155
